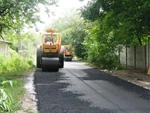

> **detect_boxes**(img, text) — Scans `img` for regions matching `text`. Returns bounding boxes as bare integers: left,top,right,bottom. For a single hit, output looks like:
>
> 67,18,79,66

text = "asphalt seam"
66,69,127,113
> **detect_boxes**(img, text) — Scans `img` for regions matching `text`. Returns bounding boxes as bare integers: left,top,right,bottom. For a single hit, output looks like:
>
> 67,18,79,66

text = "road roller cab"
36,29,64,71
64,45,73,61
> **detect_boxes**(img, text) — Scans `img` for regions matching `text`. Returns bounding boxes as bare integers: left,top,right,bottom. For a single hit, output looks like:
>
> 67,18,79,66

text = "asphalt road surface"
34,60,150,113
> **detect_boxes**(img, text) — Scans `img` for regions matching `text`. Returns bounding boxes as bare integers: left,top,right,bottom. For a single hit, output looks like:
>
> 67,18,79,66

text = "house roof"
0,40,12,44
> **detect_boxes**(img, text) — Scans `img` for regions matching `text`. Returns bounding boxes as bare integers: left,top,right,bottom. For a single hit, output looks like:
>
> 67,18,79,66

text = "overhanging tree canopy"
81,0,150,45
0,0,57,37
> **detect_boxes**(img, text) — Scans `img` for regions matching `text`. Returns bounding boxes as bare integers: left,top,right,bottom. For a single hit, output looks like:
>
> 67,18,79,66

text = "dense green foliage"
77,0,150,69
83,21,120,69
81,0,150,45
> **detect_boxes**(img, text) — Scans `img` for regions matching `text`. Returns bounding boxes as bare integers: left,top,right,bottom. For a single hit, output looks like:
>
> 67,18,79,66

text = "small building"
0,40,12,55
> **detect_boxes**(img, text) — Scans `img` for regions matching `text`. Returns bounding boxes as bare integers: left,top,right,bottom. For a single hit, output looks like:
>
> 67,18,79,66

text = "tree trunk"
136,31,142,45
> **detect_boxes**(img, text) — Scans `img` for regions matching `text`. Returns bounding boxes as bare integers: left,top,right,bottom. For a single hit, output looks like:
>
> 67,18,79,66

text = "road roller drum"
42,57,59,71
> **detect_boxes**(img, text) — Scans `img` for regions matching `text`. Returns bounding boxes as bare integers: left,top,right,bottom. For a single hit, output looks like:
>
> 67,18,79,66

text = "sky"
36,0,89,31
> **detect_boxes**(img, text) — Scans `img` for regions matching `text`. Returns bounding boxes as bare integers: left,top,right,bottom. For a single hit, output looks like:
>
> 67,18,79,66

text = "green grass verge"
7,79,25,112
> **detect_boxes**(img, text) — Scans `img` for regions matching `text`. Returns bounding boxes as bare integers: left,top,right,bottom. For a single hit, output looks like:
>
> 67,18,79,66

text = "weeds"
0,51,34,112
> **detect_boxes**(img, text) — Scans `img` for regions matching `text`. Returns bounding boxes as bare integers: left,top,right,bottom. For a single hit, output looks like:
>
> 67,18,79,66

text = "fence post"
126,45,127,68
148,40,150,75
148,40,149,70
145,45,147,72
134,46,136,70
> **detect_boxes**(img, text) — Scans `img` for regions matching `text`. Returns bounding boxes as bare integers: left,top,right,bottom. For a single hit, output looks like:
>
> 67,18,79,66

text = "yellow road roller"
36,29,64,71
64,45,73,61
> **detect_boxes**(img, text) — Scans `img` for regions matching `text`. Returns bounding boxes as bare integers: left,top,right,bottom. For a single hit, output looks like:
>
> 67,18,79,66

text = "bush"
0,52,34,78
85,43,120,70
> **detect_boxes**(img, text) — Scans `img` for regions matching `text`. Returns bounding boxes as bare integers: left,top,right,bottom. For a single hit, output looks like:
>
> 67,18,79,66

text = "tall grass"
0,52,34,79
0,80,13,112
0,51,34,112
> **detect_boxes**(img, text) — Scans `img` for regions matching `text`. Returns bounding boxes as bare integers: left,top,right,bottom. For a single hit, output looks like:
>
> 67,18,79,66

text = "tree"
81,0,150,45
83,21,120,69
0,0,57,38
0,0,57,55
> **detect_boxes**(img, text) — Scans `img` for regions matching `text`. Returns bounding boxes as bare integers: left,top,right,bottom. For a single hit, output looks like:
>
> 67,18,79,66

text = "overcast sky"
36,0,89,31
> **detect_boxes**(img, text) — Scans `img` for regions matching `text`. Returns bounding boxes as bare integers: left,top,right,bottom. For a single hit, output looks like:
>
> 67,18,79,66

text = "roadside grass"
0,51,35,112
6,78,25,112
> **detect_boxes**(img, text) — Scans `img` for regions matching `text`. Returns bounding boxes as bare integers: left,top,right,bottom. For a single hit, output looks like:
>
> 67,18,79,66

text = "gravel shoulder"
16,69,38,113
110,70,150,90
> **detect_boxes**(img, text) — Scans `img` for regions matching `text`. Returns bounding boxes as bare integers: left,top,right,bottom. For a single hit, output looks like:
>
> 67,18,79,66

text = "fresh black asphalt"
34,60,150,113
